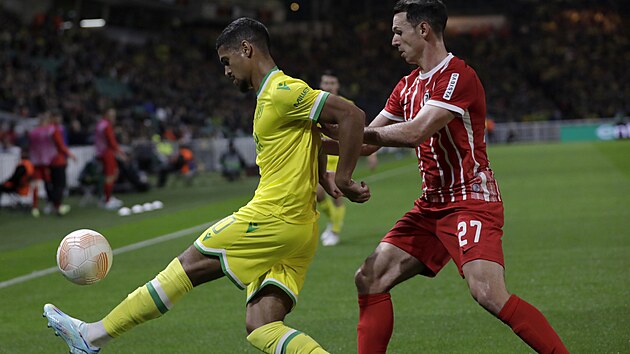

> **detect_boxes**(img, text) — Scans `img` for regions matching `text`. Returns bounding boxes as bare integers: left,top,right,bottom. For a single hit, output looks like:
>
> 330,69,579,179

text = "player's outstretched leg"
43,304,100,354
99,257,194,340
43,256,201,351
464,260,569,354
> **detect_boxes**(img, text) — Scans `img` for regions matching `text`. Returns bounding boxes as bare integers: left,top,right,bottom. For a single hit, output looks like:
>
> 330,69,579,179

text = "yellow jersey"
236,67,330,224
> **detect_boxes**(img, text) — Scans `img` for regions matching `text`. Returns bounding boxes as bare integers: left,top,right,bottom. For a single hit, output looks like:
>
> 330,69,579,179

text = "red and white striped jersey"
381,54,501,203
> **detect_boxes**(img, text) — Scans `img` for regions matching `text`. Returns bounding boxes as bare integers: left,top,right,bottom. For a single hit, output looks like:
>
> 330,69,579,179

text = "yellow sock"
247,321,328,354
318,198,333,220
330,203,346,234
102,258,193,337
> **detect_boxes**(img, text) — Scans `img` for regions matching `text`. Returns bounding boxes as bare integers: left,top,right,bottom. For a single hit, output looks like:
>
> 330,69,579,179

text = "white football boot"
43,304,100,354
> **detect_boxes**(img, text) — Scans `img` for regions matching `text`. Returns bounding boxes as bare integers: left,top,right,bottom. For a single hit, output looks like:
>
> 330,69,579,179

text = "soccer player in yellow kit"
43,17,370,354
317,72,378,246
317,71,347,246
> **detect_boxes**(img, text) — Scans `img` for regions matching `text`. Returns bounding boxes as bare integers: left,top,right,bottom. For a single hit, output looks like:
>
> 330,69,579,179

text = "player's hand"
336,179,370,203
117,151,128,162
320,171,343,199
319,123,339,140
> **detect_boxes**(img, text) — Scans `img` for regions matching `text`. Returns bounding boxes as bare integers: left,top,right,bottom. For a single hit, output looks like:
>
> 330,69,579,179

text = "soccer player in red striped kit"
325,1,569,353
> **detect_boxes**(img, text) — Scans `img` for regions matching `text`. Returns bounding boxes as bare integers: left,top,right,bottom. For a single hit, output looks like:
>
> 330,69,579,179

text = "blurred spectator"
67,119,90,146
0,3,626,144
0,121,18,151
0,149,34,207
157,144,196,187
95,108,126,209
48,110,76,215
28,112,55,217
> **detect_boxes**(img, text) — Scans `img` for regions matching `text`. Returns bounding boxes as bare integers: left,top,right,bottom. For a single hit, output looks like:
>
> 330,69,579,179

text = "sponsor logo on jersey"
293,87,310,107
443,73,459,100
277,82,290,90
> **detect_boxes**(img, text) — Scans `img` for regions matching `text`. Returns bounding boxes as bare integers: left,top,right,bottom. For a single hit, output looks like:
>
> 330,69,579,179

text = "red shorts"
382,198,505,277
33,165,50,182
99,150,118,177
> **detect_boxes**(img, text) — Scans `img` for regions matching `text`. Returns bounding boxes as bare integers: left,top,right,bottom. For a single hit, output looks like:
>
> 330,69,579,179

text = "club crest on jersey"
443,73,459,100
423,91,430,105
277,81,290,90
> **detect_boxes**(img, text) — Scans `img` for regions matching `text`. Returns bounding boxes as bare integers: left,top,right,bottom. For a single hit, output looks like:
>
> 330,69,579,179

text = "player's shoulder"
272,72,309,91
439,55,478,79
268,71,316,104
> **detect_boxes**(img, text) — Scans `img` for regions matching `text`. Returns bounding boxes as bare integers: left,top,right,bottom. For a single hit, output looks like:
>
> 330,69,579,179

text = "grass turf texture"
0,141,628,353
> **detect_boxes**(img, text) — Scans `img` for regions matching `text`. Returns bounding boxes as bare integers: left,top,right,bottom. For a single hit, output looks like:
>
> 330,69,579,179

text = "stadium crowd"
0,2,627,148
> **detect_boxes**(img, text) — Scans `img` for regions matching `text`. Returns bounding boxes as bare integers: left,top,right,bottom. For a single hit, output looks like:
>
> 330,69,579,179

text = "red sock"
498,294,568,354
358,293,393,354
32,185,38,209
104,183,113,202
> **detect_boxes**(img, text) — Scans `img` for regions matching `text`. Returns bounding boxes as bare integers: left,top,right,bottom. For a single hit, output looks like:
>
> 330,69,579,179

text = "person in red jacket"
94,108,126,210
48,110,76,215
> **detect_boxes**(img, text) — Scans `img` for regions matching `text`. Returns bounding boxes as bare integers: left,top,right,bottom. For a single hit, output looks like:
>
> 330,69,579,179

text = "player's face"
106,108,116,122
320,75,339,94
391,12,423,65
218,45,252,93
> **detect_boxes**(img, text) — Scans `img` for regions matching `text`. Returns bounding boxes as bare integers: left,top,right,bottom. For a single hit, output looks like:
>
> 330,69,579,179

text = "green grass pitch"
0,141,628,353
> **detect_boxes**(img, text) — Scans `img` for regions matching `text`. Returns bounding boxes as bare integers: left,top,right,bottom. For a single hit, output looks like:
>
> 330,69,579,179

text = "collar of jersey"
257,66,281,98
419,53,454,80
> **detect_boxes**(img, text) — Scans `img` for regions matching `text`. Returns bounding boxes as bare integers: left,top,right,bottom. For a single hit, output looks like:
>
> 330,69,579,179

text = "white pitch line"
0,222,214,289
0,163,416,289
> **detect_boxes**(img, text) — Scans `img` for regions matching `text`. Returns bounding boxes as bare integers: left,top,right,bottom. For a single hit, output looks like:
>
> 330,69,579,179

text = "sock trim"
276,329,300,354
146,282,168,314
148,278,173,310
498,294,519,323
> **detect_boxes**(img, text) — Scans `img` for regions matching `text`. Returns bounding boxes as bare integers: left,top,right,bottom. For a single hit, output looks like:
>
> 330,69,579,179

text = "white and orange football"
56,229,113,285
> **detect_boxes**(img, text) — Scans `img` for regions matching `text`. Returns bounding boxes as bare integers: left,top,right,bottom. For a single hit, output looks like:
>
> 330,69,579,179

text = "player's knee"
468,282,507,315
245,319,259,335
355,264,382,293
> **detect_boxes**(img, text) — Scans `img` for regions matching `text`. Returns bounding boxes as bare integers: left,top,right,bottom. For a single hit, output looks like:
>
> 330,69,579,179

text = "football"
56,229,113,285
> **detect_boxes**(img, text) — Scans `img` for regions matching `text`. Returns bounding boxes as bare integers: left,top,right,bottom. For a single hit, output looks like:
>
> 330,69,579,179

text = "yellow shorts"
193,213,318,308
326,155,339,172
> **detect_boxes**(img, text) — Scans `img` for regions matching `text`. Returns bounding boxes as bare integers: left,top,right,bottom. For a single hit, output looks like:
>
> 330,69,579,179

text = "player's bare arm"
321,113,394,156
314,126,343,199
364,105,454,148
318,94,370,203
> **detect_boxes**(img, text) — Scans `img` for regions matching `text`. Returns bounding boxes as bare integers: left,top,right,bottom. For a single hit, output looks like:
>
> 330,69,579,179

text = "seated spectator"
0,151,34,210
157,144,196,187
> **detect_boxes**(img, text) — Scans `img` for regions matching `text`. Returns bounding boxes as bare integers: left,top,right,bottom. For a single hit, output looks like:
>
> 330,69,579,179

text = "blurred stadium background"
0,0,628,187
0,1,629,353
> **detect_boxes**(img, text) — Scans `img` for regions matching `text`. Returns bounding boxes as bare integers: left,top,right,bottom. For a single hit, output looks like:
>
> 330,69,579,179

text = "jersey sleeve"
273,78,330,123
425,66,478,117
380,78,406,122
